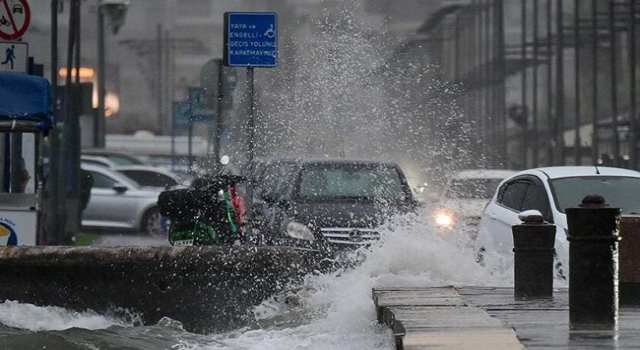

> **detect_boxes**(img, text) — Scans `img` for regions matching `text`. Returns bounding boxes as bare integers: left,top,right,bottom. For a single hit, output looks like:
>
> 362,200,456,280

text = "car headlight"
285,221,315,241
434,211,455,228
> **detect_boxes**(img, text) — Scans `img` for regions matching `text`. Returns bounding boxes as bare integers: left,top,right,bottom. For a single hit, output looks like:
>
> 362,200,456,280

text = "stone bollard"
566,194,621,327
512,212,556,298
619,215,640,304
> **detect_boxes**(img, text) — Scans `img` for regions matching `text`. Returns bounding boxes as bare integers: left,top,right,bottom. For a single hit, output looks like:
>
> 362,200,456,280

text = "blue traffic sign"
224,12,277,67
172,101,189,130
188,87,216,122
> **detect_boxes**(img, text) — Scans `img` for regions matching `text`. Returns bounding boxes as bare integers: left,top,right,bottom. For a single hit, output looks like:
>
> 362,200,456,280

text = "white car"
82,164,165,235
477,166,640,263
81,155,118,168
433,169,516,233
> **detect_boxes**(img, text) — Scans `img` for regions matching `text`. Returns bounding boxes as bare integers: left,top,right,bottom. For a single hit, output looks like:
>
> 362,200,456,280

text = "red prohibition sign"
0,0,31,41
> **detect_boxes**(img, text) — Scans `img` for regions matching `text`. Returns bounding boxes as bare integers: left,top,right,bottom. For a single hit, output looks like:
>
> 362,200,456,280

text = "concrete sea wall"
0,246,308,333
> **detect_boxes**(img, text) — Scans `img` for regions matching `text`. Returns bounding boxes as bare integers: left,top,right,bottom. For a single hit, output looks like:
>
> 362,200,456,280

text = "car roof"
520,166,640,179
297,158,399,167
81,154,109,160
451,169,518,180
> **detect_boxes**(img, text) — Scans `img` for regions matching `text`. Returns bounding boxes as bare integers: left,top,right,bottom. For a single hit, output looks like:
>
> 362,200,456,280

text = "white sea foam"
0,300,132,332
180,214,511,350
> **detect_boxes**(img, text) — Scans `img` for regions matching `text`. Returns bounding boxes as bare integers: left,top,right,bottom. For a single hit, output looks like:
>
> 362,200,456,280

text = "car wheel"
142,207,164,237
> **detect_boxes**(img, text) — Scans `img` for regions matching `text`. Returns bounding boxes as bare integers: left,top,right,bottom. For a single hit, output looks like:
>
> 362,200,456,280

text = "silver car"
81,164,164,235
114,165,192,190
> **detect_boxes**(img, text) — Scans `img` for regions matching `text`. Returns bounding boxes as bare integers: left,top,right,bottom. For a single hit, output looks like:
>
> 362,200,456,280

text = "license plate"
173,239,194,246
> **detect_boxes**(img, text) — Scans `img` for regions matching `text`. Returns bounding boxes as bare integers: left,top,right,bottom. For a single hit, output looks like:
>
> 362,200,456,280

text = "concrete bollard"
566,194,621,327
512,212,556,298
619,215,640,304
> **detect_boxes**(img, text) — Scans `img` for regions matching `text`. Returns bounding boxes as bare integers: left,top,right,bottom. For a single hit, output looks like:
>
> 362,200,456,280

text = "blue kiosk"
0,72,52,246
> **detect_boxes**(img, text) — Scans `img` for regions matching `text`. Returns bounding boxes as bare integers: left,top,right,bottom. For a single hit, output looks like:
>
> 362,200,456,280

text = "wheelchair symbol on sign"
264,24,275,38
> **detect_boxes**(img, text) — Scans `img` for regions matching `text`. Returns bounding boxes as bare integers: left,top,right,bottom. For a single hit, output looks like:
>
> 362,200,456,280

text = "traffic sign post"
224,12,278,67
172,101,189,131
188,87,216,122
0,0,31,41
224,12,278,236
199,58,238,165
0,41,27,73
171,101,189,172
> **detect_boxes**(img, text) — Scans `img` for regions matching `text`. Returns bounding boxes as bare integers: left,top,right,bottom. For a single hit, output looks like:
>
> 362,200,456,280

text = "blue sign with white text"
224,12,278,67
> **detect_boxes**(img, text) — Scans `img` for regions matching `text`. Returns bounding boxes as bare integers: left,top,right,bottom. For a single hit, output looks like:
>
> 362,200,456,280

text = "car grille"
320,227,380,245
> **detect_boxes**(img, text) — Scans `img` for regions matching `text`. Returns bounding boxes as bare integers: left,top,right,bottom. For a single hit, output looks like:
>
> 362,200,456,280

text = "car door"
481,178,529,254
83,170,139,228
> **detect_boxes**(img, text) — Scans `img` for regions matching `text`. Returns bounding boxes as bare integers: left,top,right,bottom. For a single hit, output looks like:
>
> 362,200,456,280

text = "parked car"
114,165,192,190
81,164,164,235
259,158,419,257
477,166,640,264
82,149,146,166
81,155,117,168
433,169,516,234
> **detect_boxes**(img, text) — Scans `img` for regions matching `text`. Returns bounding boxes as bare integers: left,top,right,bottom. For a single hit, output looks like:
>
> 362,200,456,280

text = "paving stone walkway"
373,287,640,350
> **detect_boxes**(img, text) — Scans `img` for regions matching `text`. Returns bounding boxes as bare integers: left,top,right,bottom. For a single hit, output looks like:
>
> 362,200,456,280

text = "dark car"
259,159,418,256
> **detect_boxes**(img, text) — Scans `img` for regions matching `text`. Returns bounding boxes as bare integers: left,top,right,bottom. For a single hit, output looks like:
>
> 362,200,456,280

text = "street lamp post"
96,0,129,148
96,6,105,147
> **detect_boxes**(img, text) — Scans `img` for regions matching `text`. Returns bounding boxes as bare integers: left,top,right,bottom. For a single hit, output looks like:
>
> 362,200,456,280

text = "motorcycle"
158,173,246,246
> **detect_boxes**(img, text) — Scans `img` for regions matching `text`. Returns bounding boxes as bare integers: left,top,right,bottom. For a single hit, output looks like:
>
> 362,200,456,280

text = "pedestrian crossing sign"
0,41,27,73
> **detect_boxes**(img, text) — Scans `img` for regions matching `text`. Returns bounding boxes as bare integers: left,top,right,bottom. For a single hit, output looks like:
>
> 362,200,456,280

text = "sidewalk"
373,287,640,350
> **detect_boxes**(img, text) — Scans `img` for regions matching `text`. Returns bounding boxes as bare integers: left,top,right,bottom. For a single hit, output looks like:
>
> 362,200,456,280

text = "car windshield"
550,176,640,214
445,178,503,199
297,164,406,200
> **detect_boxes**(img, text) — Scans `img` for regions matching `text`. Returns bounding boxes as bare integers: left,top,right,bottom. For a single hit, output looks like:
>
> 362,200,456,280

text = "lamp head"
99,0,130,34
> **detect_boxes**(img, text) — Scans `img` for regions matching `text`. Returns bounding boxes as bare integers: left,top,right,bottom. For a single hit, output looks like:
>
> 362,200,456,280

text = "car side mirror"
113,184,128,194
518,209,544,223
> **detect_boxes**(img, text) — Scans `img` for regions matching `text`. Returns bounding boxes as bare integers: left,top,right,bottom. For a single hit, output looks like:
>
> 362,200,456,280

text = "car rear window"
297,164,406,200
550,176,640,214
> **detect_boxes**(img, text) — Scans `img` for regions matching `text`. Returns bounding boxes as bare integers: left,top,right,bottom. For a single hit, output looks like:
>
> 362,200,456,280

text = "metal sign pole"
47,0,60,245
224,11,277,242
171,107,175,172
216,59,224,168
247,67,255,166
97,6,105,148
246,66,255,236
188,117,193,173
